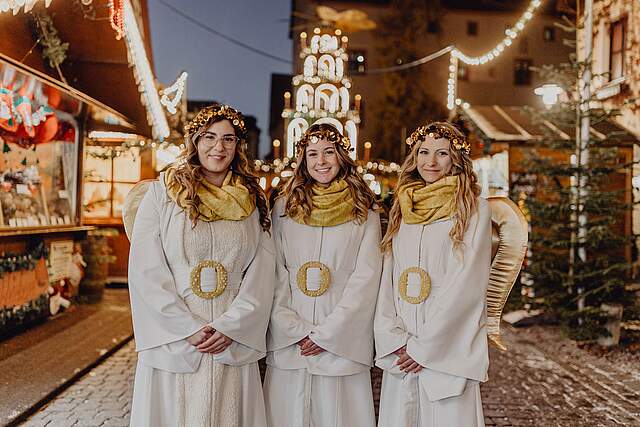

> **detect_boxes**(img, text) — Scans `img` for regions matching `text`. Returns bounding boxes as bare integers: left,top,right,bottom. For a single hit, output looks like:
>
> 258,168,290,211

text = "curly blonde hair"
281,123,378,224
168,105,271,232
381,121,480,251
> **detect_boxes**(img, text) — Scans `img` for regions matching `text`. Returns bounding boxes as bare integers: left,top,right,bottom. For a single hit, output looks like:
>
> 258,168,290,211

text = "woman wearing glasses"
128,104,274,426
374,122,491,426
264,123,382,426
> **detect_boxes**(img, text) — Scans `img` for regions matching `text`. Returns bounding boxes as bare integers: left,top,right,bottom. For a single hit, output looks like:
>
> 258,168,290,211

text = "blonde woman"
128,105,274,426
264,123,382,426
375,122,491,426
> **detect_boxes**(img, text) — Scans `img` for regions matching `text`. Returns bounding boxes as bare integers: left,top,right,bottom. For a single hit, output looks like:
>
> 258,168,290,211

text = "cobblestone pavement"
22,326,640,427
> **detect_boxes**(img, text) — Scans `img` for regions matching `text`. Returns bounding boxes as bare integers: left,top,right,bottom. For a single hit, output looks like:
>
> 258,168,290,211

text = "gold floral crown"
406,123,471,154
184,105,247,139
296,128,352,156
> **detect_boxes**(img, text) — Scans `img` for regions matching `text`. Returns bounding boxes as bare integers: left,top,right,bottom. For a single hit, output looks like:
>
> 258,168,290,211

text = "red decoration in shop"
44,86,61,109
35,115,59,144
109,0,125,40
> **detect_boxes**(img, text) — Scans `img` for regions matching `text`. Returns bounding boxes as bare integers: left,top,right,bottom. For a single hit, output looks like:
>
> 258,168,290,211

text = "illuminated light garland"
0,0,52,14
108,0,125,40
122,0,170,140
160,71,188,115
88,131,140,140
447,0,543,109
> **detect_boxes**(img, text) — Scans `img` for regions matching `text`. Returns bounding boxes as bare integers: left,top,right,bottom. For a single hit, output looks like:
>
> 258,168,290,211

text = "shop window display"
0,62,81,229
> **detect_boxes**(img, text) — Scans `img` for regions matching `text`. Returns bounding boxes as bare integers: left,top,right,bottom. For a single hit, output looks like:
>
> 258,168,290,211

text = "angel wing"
122,179,156,240
487,196,529,351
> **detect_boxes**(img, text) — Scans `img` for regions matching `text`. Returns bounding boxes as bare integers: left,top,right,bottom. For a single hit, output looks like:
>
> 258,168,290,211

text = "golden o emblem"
190,260,228,299
296,261,331,297
398,266,431,304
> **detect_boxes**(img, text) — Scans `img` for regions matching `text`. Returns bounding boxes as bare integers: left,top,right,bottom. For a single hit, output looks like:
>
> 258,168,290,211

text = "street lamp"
534,84,563,108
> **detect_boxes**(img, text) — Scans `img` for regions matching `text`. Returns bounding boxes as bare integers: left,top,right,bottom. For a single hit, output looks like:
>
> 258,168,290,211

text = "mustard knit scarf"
398,175,458,225
291,179,355,227
165,167,255,222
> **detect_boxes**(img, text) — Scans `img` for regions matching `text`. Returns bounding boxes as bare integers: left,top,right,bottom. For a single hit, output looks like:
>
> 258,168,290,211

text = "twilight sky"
147,0,293,156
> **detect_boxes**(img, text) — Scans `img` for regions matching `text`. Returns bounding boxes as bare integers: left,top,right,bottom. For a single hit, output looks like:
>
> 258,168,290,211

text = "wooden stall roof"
0,0,156,138
460,104,639,145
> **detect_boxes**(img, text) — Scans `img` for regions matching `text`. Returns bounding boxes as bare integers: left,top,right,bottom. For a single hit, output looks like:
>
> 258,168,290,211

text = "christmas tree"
511,55,637,343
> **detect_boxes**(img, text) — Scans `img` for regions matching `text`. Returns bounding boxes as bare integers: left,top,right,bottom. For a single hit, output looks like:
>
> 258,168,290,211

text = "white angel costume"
264,191,382,427
126,173,275,427
375,176,491,427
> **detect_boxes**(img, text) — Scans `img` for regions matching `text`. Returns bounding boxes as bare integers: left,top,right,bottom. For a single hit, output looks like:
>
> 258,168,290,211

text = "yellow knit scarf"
164,167,255,222
398,175,458,225
291,179,355,227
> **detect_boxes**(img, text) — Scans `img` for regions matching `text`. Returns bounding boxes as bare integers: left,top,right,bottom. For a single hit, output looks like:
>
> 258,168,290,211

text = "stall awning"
0,0,168,140
460,104,639,145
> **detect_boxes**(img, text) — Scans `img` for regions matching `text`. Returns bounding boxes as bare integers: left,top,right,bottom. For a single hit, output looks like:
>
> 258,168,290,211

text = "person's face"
305,139,340,185
197,120,237,175
416,137,453,184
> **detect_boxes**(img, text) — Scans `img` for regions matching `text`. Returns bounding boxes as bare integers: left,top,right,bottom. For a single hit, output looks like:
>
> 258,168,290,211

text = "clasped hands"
187,325,233,354
297,336,326,356
394,346,423,373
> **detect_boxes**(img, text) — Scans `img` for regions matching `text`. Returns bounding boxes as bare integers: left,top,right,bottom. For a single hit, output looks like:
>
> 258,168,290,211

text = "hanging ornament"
108,0,125,40
160,72,187,115
3,140,10,153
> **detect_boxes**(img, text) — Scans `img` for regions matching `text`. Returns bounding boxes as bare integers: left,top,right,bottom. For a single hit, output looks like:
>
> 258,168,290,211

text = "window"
543,26,555,42
349,50,366,73
609,19,626,80
467,21,478,36
514,59,532,86
83,146,141,220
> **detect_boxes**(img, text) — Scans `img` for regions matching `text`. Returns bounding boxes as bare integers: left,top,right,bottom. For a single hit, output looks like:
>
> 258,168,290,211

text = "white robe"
264,199,382,427
374,198,491,427
128,175,275,427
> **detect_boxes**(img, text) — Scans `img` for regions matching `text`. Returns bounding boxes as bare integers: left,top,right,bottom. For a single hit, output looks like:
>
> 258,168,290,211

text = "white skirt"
377,371,484,427
263,366,376,427
130,358,266,427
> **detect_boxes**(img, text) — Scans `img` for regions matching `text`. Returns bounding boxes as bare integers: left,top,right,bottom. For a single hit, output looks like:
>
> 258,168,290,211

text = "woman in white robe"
128,105,275,427
264,123,382,427
375,122,491,427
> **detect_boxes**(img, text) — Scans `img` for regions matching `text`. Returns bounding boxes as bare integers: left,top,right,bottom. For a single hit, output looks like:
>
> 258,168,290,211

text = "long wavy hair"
168,107,271,232
281,123,378,224
381,121,480,251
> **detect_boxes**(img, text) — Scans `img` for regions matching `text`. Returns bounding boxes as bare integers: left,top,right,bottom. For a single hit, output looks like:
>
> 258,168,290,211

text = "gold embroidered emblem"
398,267,431,304
190,260,228,299
296,261,331,297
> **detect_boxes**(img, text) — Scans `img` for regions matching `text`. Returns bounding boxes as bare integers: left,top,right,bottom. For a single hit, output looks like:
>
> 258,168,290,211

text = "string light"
122,0,170,140
447,0,543,109
160,71,188,114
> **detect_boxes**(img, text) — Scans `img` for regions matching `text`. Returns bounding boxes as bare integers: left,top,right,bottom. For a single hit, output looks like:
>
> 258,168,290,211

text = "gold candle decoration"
300,31,307,50
363,141,372,163
355,94,362,111
341,35,348,49
313,27,321,34
284,91,291,109
273,139,281,159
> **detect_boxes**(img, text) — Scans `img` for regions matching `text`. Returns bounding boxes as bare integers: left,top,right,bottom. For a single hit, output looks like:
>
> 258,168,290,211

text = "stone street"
21,326,640,427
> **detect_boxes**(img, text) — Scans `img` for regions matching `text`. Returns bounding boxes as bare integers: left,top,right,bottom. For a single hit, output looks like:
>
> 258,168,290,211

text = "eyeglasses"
199,133,239,148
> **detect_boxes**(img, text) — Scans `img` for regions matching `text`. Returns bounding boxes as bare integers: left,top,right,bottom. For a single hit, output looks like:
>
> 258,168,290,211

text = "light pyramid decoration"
282,28,360,160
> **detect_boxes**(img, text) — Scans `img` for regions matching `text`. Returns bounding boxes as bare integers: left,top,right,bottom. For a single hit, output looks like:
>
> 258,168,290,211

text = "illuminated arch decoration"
287,118,309,158
282,28,362,160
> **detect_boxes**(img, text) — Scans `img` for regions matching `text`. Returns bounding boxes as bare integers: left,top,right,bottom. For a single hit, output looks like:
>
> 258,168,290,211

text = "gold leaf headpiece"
184,105,247,139
406,123,471,154
296,128,352,156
